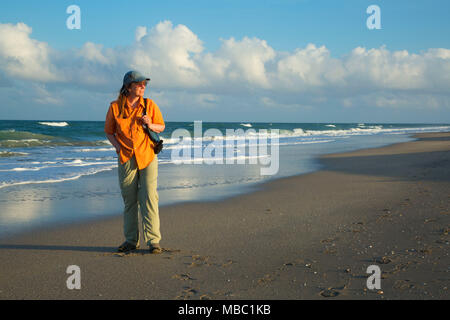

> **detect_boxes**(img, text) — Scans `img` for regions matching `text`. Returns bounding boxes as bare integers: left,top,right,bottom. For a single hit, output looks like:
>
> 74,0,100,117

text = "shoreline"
0,131,448,299
0,131,419,240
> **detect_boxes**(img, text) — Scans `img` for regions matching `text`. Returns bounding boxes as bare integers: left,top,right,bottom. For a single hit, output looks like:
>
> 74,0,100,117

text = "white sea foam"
0,165,117,189
75,147,115,152
166,154,269,165
2,123,449,190
0,159,116,174
0,167,43,172
60,159,115,167
38,121,69,127
277,125,450,138
277,139,335,146
164,125,450,151
5,139,42,143
0,151,29,157
12,167,42,171
164,138,334,151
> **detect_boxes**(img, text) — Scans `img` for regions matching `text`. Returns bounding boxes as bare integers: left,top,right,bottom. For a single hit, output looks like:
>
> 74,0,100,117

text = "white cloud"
77,42,115,66
31,83,63,105
342,46,427,90
0,23,60,82
0,20,449,120
129,20,204,88
215,37,275,88
275,43,345,90
340,91,449,111
135,26,147,42
194,93,220,108
261,96,312,110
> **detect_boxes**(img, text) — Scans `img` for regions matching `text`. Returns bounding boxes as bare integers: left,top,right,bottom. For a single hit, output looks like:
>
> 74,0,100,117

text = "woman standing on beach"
104,70,165,254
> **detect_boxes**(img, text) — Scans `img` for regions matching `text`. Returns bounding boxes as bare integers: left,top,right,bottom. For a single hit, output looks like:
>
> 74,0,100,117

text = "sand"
0,132,448,300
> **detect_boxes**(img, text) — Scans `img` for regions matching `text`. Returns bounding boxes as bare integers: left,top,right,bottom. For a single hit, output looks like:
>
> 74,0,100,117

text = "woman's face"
129,81,147,97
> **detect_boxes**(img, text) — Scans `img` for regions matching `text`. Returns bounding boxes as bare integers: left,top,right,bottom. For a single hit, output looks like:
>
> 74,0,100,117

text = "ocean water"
0,120,449,237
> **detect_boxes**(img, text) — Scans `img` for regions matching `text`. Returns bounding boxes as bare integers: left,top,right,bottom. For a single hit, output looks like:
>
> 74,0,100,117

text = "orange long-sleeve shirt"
104,96,165,170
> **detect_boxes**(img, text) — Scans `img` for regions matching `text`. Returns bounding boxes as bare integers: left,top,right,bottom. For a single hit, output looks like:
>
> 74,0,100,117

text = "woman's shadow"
0,244,117,253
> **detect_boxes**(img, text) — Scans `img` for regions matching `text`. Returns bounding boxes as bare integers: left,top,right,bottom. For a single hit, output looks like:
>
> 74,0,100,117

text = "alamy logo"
66,265,81,290
170,121,279,176
66,5,81,30
366,265,381,290
367,5,381,30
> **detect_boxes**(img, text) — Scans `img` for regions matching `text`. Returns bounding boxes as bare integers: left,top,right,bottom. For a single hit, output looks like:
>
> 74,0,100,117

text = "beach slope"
0,132,449,299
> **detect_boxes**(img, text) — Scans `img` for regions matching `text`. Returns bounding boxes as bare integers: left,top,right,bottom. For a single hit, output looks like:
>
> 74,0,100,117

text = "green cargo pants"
118,155,161,247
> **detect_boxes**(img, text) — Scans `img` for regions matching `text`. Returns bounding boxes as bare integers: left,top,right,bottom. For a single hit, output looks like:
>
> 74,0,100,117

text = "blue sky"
0,0,449,122
3,0,449,54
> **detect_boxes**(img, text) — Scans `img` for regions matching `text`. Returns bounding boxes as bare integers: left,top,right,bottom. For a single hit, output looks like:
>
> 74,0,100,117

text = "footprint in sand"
175,287,213,300
320,237,337,244
175,287,199,300
319,285,346,298
105,250,146,257
257,274,274,284
182,287,198,294
386,261,415,275
323,248,337,254
163,248,182,254
187,255,212,268
102,247,182,258
221,259,234,267
374,256,392,264
320,289,340,297
377,209,393,222
393,279,415,290
172,273,196,281
419,248,433,255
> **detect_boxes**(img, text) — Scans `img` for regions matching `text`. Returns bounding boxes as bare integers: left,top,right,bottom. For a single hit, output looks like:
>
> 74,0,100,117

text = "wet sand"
0,132,449,299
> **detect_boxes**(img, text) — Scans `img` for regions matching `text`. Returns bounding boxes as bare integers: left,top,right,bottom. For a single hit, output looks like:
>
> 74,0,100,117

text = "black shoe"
149,244,162,254
118,241,138,253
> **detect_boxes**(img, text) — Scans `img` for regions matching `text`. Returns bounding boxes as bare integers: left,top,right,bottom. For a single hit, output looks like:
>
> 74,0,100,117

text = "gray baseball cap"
123,70,150,86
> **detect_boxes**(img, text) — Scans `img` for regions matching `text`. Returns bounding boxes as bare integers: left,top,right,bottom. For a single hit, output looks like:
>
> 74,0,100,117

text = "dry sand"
0,132,449,300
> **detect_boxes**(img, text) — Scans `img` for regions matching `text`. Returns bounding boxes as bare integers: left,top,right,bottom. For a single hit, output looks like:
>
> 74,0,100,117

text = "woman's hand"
139,116,165,133
140,115,151,126
106,133,121,156
148,123,165,133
